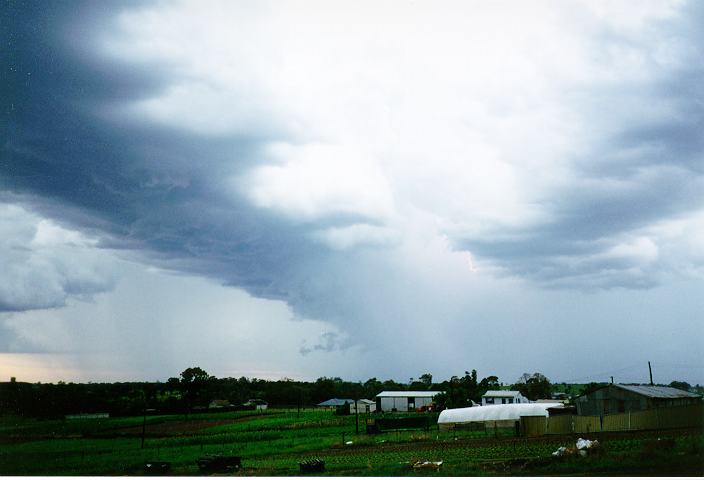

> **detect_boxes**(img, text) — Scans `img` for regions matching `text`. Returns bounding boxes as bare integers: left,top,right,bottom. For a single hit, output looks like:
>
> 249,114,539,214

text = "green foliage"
1,409,701,476
669,380,692,392
434,370,501,408
513,372,552,400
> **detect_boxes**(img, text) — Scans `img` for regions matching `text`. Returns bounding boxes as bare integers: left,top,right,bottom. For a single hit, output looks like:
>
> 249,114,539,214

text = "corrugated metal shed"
376,391,443,398
615,384,700,399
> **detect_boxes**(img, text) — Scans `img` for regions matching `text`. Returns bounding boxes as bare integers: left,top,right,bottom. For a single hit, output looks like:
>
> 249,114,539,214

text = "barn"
375,391,444,412
575,384,701,416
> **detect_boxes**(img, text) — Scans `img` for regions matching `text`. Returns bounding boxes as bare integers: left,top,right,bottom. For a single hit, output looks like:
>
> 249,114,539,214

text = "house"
316,398,374,413
575,384,701,416
375,391,444,412
481,390,529,405
209,399,232,409
317,398,356,409
244,399,268,410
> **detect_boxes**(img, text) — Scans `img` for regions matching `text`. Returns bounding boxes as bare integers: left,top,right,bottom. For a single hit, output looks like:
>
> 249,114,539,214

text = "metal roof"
316,398,355,406
614,384,701,399
376,391,444,398
482,390,522,397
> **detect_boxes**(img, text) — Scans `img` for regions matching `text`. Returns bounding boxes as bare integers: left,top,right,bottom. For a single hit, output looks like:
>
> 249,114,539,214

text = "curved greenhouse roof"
438,403,563,424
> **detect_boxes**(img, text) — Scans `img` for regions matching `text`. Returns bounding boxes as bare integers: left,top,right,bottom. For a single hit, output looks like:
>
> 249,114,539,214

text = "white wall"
481,392,529,406
379,395,435,412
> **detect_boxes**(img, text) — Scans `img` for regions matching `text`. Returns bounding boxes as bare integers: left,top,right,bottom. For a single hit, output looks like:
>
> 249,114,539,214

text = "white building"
438,402,563,429
317,398,375,413
481,390,529,405
375,391,444,412
357,399,376,413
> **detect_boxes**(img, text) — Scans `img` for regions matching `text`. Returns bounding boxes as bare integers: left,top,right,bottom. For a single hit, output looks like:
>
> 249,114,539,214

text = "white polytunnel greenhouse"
437,403,564,429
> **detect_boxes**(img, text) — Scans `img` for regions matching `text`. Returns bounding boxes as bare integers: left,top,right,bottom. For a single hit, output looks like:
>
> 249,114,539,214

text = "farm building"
357,399,376,413
243,399,268,410
575,384,701,416
375,391,444,412
209,399,232,409
316,398,375,413
481,390,529,405
317,398,355,409
438,402,563,430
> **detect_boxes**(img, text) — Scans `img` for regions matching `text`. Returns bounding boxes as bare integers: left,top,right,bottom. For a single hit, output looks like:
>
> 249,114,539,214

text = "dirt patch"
112,415,256,436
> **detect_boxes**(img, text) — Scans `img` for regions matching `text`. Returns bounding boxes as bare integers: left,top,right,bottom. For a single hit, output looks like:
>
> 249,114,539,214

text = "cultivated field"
1,409,702,476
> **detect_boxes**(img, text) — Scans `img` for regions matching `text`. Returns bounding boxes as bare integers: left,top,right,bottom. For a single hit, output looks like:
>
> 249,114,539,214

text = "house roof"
614,384,701,399
317,398,355,406
482,390,523,397
376,391,443,398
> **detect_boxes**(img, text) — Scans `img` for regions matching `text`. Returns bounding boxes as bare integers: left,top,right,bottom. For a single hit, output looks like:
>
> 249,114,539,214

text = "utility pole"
648,361,654,386
141,393,147,449
355,399,359,435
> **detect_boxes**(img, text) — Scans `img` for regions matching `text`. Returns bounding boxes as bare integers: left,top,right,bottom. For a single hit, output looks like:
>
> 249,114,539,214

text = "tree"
580,382,607,397
513,372,552,400
419,373,433,387
179,367,213,411
669,380,691,392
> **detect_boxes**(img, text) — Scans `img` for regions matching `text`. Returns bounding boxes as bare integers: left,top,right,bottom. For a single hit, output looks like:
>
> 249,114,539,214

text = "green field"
1,409,702,476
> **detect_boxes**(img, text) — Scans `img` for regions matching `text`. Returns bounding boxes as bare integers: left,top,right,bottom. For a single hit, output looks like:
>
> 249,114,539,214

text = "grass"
1,409,702,476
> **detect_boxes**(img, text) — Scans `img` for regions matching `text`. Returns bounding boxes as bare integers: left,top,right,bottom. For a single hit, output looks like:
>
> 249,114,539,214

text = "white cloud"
0,204,116,312
312,223,400,251
244,143,395,222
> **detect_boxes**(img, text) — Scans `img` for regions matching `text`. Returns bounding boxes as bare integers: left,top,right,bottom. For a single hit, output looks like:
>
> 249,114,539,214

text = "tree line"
1,368,698,419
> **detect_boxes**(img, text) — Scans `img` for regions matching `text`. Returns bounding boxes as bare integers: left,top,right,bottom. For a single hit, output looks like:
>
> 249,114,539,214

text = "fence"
520,403,703,437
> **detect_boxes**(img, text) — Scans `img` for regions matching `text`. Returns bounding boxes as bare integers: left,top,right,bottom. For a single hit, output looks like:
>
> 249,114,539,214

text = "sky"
2,0,703,386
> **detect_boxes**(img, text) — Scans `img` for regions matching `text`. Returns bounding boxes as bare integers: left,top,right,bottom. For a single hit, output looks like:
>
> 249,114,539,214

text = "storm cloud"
2,0,702,383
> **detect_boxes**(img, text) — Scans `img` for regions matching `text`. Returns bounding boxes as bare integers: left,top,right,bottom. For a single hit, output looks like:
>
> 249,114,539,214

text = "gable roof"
317,398,355,406
614,384,700,399
376,391,443,398
482,390,523,398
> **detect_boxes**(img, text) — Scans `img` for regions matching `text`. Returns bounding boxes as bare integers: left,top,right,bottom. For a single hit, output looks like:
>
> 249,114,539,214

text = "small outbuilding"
316,398,373,413
317,398,355,409
575,384,701,416
356,399,377,413
244,399,268,410
375,391,444,412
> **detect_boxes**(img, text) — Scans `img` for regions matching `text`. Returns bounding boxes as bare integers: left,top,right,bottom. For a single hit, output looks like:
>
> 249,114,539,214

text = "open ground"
1,408,702,476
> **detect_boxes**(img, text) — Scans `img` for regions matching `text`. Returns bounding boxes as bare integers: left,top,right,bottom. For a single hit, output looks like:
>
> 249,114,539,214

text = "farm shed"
575,384,701,416
357,399,376,413
481,390,529,405
375,391,444,412
209,399,231,409
316,398,374,413
437,403,563,430
243,399,268,410
317,398,355,408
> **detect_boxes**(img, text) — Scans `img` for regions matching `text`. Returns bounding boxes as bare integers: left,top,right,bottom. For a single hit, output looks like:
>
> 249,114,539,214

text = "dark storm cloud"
2,0,703,316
